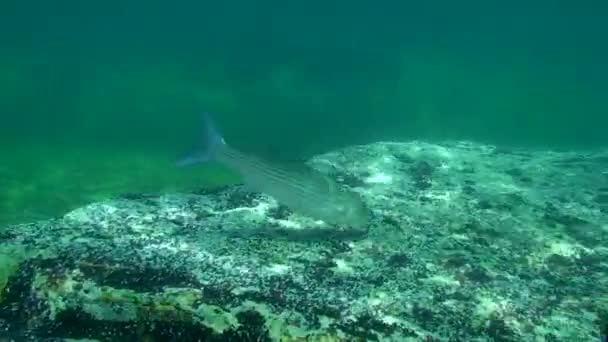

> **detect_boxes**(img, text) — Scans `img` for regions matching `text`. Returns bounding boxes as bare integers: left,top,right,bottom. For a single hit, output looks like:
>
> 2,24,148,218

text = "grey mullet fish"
177,113,371,229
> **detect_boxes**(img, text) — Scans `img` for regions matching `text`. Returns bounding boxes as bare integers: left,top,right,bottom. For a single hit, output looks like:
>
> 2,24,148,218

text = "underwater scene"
1,1,607,341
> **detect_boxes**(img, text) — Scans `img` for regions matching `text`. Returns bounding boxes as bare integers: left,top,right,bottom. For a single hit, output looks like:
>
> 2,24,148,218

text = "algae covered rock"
0,141,606,341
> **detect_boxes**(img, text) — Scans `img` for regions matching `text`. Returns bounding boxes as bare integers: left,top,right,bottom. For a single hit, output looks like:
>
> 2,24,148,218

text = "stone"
0,141,606,341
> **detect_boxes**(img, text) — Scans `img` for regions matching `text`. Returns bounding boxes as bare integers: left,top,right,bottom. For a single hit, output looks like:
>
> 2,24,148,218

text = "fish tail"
176,112,226,167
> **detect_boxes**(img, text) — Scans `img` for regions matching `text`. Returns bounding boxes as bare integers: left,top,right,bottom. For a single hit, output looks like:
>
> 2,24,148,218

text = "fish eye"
335,204,348,212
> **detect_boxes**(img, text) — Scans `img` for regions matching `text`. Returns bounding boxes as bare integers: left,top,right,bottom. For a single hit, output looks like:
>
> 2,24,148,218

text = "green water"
1,1,607,226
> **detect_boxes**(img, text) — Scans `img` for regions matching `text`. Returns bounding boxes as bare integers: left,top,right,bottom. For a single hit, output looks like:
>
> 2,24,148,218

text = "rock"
0,140,606,341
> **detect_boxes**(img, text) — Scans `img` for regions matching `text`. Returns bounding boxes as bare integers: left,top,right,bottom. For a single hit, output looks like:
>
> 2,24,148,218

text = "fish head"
333,193,372,228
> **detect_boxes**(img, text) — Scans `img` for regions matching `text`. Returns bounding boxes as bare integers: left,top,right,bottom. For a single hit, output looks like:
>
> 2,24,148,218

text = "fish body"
178,113,371,229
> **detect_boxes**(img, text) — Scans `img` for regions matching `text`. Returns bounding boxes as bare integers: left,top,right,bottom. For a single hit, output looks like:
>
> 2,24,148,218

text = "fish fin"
259,144,309,163
176,152,211,167
176,112,226,167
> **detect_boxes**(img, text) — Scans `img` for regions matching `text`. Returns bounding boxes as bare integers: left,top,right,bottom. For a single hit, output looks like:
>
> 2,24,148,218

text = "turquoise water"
1,1,607,225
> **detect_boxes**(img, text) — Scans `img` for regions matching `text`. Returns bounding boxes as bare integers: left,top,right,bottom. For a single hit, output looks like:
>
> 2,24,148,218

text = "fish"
177,112,371,229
